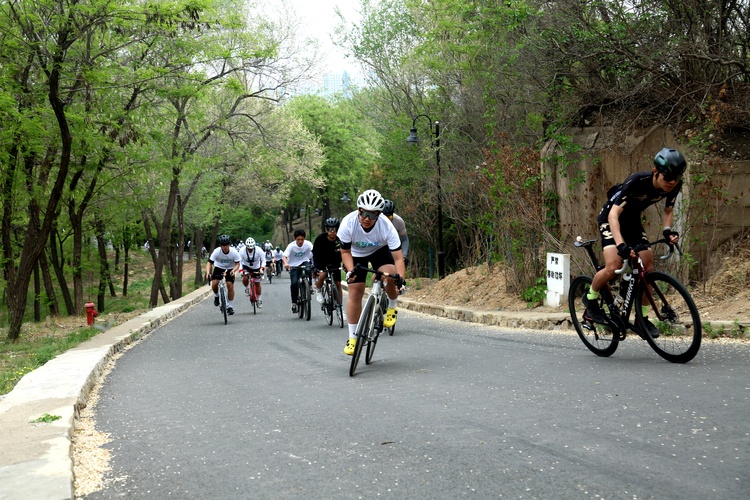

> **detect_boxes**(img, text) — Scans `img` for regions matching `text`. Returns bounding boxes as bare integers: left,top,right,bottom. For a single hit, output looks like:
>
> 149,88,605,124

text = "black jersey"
597,171,682,225
312,233,341,270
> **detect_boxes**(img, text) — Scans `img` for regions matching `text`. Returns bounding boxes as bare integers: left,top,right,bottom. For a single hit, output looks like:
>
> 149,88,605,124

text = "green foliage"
31,413,62,424
521,277,547,307
220,207,276,243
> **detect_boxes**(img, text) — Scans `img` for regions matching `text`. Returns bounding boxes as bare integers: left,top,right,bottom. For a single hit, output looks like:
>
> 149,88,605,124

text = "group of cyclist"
204,189,409,356
204,146,685,353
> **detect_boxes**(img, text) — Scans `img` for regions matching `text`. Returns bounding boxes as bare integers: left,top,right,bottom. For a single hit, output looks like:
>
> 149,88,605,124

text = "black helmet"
218,234,231,245
653,148,687,179
325,217,340,229
382,199,395,216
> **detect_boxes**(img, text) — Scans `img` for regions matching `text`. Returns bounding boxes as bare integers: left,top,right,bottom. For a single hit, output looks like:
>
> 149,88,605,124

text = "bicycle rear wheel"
350,295,374,376
304,280,312,321
322,283,333,325
219,286,228,325
636,271,701,363
569,275,618,357
332,285,344,328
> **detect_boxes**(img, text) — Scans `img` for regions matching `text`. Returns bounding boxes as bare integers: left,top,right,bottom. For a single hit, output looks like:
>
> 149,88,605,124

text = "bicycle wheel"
366,300,383,365
297,279,305,319
268,271,272,284
350,295,374,376
569,275,618,357
250,291,256,315
219,286,228,325
635,270,702,363
304,280,312,321
332,285,344,328
322,283,333,325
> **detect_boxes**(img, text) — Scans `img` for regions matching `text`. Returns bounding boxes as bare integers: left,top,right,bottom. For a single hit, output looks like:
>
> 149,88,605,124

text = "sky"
265,0,362,76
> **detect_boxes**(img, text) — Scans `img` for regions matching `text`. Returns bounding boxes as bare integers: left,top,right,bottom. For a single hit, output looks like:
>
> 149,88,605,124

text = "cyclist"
264,246,275,281
263,239,273,252
383,199,410,265
205,234,241,315
584,147,685,337
240,237,265,308
312,217,342,304
282,229,314,314
273,246,284,275
339,189,406,355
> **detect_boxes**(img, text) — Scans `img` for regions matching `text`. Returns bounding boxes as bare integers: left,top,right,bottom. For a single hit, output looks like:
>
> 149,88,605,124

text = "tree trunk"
194,227,205,286
33,262,41,322
49,228,74,315
39,249,59,316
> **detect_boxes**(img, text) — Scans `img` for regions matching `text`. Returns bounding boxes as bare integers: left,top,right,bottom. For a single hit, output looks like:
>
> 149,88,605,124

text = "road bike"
320,265,344,328
242,270,262,315
569,236,701,363
349,265,403,376
290,264,313,321
216,270,229,325
265,261,274,284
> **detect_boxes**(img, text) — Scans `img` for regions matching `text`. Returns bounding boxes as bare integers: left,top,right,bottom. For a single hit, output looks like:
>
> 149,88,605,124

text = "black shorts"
349,246,395,284
599,221,648,249
211,267,236,283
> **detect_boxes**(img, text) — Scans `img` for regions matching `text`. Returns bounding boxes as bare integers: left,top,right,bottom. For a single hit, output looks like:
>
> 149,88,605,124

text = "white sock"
257,295,261,301
227,300,233,307
348,324,357,338
388,298,398,309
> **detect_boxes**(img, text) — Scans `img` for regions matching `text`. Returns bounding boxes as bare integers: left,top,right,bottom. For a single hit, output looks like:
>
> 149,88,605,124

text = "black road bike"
349,265,403,376
320,266,344,328
291,264,313,321
569,237,701,363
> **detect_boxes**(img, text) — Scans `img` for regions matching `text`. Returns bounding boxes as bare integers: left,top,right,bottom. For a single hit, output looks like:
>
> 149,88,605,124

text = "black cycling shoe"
214,296,219,307
227,307,234,315
582,296,607,324
641,318,660,339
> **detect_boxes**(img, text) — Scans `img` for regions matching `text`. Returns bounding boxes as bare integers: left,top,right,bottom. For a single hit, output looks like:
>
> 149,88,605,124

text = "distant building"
291,70,367,98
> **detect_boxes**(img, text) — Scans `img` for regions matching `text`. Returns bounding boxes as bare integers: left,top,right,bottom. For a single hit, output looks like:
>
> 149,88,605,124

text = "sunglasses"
662,173,683,182
325,227,338,232
358,209,380,220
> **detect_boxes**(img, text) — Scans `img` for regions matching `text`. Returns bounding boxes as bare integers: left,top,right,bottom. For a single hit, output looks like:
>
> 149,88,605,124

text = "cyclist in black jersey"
584,148,685,337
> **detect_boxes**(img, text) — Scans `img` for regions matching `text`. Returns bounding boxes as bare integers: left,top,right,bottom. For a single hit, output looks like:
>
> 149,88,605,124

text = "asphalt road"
87,273,750,499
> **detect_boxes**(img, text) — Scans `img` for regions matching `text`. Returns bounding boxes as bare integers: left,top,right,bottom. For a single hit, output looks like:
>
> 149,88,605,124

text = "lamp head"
406,127,419,144
340,191,351,202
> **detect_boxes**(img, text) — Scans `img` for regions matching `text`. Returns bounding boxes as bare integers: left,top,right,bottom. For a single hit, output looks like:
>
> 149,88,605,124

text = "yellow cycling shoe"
384,308,397,328
344,338,357,355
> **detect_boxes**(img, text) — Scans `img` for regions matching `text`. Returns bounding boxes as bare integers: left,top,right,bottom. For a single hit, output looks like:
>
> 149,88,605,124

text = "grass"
0,251,199,396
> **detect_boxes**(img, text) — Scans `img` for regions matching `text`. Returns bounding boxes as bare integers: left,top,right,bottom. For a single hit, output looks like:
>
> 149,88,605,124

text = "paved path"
0,275,747,499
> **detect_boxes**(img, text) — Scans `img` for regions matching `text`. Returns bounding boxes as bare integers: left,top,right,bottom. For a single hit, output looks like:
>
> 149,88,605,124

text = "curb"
0,286,211,500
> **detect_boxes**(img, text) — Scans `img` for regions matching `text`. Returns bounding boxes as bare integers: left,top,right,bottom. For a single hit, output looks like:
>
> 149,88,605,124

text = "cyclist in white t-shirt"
338,189,406,355
205,234,241,315
282,229,314,314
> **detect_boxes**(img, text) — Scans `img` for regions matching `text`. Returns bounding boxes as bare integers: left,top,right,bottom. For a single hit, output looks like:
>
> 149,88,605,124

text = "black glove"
617,243,631,259
663,228,679,242
345,269,355,283
403,257,410,266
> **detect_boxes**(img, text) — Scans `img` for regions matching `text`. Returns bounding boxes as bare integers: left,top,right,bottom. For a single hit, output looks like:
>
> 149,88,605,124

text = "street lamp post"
407,114,444,279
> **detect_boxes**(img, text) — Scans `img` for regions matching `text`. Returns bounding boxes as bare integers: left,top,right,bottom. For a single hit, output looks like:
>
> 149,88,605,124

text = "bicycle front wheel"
332,285,344,328
322,283,333,325
350,295,375,376
297,280,305,319
569,275,618,357
220,287,228,325
636,271,702,363
366,301,383,365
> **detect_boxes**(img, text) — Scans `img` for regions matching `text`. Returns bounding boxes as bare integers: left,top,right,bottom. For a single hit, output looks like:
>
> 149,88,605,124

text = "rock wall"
542,125,750,275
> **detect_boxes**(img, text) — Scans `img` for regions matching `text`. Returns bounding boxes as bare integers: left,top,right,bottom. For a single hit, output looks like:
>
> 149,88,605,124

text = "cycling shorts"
349,246,394,284
211,267,236,283
599,220,648,250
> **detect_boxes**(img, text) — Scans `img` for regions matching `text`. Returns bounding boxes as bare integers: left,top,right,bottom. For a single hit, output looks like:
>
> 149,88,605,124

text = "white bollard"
545,253,570,307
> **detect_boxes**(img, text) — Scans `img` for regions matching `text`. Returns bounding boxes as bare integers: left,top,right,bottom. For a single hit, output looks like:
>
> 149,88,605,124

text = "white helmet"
245,237,256,248
357,189,386,211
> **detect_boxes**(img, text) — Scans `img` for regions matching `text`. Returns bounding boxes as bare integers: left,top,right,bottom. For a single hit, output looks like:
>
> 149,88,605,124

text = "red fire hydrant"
85,301,98,326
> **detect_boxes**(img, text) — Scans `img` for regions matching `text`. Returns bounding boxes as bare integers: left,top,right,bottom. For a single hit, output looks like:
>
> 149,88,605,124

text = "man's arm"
341,248,354,276
607,205,625,247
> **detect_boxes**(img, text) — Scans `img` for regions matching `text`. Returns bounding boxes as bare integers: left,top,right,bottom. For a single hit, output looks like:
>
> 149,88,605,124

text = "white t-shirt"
283,240,314,267
240,245,265,270
208,247,241,270
337,210,401,258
